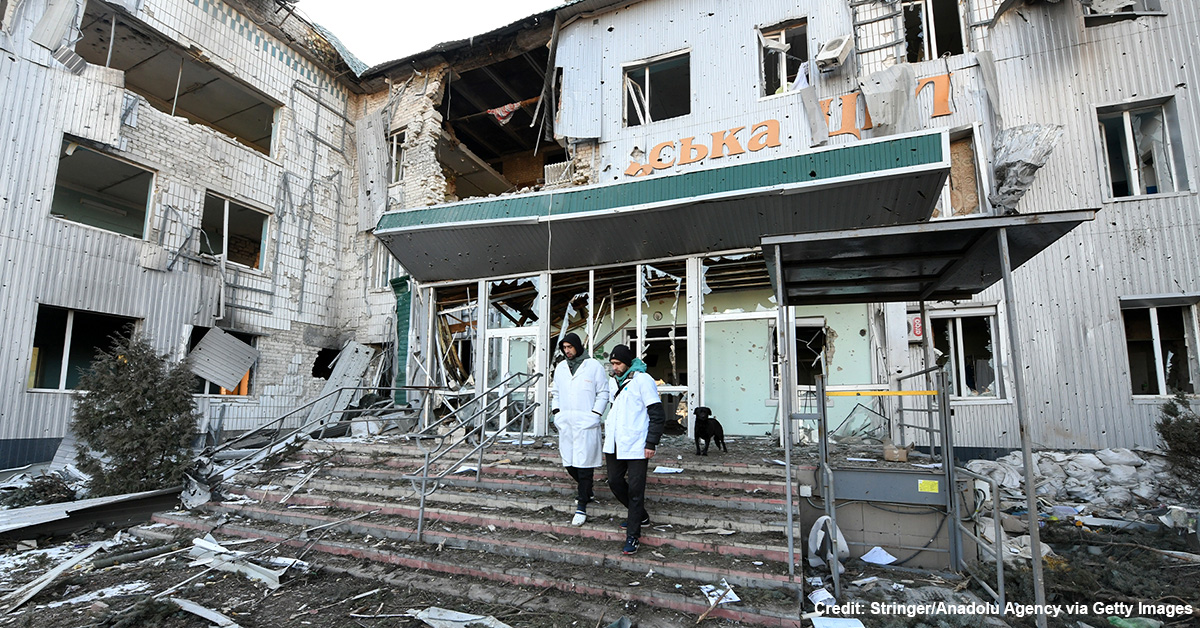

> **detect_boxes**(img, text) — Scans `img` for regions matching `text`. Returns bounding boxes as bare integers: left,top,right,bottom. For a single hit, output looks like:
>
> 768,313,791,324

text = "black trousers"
605,453,649,538
564,466,594,509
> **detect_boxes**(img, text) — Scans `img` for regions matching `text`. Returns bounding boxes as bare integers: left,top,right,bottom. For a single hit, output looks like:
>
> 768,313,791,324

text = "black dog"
694,407,727,455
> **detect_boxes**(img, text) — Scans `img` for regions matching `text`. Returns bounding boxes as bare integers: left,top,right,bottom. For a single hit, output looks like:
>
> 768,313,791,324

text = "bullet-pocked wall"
0,0,363,465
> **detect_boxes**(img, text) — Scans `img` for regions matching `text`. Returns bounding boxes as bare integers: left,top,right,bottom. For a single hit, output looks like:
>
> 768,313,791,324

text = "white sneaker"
571,511,587,526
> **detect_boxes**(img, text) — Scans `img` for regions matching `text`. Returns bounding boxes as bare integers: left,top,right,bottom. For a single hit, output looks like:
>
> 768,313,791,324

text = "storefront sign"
624,119,782,177
821,73,953,140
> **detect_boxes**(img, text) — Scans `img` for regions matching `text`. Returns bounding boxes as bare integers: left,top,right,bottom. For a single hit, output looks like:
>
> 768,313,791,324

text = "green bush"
1156,391,1200,492
71,334,200,497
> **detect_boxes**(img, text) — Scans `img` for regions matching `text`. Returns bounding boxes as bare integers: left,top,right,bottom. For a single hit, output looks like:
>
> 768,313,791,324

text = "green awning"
376,131,950,282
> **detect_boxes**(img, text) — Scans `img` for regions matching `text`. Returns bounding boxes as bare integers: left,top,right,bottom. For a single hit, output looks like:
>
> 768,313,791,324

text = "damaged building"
0,0,1197,470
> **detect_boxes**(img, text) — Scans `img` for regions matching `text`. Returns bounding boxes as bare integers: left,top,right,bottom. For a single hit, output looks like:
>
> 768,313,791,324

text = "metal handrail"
954,467,1006,607
401,372,543,542
197,386,429,488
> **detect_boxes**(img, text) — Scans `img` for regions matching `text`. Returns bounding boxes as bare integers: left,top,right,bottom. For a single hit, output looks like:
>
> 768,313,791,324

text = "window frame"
387,129,405,186
1095,97,1189,201
622,49,692,127
27,305,137,392
758,19,810,98
931,124,992,220
1119,298,1200,398
902,0,967,63
926,305,1008,402
200,191,271,272
51,136,156,239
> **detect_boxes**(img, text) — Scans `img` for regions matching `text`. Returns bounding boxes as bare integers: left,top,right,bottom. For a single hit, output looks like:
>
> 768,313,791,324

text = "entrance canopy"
762,210,1097,306
375,132,950,283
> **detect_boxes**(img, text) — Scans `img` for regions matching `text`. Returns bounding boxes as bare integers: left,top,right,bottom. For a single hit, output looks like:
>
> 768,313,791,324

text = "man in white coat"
551,333,609,526
604,344,666,556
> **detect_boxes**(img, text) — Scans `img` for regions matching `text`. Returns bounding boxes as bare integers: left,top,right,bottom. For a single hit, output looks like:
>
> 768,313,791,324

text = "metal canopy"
762,211,1097,306
377,132,950,283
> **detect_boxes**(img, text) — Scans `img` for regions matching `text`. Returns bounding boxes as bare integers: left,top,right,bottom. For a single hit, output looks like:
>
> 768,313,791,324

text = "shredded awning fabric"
486,97,540,125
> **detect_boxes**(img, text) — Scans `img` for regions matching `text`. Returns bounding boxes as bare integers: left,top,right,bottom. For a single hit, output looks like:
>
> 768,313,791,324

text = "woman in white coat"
551,333,609,526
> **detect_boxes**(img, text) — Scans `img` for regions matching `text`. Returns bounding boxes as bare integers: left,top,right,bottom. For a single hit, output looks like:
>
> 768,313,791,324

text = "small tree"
71,333,200,497
1157,392,1200,493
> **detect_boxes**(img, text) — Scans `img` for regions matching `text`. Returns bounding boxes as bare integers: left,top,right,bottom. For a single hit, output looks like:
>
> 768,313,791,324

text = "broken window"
28,305,135,390
387,130,405,185
74,2,278,154
312,347,340,380
932,130,985,218
51,137,153,238
903,0,965,63
370,241,404,289
1098,100,1187,198
1085,0,1163,25
760,20,809,97
188,327,255,395
624,52,691,127
1121,304,1196,396
932,313,1001,398
201,192,268,270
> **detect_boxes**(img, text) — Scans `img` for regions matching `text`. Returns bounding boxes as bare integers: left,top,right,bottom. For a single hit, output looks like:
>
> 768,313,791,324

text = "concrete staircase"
151,437,813,627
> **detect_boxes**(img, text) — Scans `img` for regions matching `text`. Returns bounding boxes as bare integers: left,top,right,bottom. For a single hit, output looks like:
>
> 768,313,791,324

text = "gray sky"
295,0,564,68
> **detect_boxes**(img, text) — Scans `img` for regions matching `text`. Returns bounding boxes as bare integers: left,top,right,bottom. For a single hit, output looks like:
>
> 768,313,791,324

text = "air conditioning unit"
815,35,853,72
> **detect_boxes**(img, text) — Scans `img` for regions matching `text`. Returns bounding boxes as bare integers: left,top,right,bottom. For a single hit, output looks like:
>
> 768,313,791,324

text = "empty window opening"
29,305,135,390
625,327,688,387
933,131,984,218
760,20,809,96
438,47,557,200
903,0,965,63
387,130,405,185
74,2,278,154
201,192,268,270
795,326,827,387
52,137,153,238
624,52,691,126
188,326,254,395
371,240,404,289
312,348,340,380
1122,305,1195,396
1099,100,1187,198
932,314,1000,398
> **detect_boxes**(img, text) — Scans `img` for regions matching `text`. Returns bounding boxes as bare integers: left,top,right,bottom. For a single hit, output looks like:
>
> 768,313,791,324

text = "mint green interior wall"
794,303,875,432
702,317,777,435
50,186,147,237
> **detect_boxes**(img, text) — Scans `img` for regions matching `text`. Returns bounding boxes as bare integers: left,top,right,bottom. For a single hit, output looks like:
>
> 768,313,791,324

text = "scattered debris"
168,597,242,627
2,542,102,612
652,466,684,474
406,606,514,628
859,546,898,565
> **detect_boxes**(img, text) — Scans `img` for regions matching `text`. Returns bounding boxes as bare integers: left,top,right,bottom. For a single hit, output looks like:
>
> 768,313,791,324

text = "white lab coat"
551,358,609,468
603,371,660,460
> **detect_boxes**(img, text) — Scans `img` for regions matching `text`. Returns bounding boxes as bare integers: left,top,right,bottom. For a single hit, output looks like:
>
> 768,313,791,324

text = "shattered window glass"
760,20,809,97
903,0,964,63
1098,102,1185,198
932,314,1000,398
1122,305,1195,396
624,53,690,127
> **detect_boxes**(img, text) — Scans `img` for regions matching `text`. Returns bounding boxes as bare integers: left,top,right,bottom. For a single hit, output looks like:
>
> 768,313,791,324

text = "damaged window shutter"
188,328,260,392
356,108,390,231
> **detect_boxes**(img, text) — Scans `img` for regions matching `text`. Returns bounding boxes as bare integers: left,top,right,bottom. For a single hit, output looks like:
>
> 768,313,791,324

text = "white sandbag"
1132,481,1159,502
1096,448,1144,467
1043,451,1071,464
1038,458,1067,479
1071,453,1107,470
1063,460,1097,481
1106,464,1138,486
1065,477,1101,503
1101,486,1133,507
996,452,1025,472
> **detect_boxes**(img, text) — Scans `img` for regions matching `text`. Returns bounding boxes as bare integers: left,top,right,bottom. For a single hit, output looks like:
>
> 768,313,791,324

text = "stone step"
293,453,795,493
221,483,797,563
236,469,792,527
152,510,806,627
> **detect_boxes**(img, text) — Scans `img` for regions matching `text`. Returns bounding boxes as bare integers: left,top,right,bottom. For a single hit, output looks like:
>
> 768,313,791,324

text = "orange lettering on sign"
650,141,676,170
710,126,746,158
748,120,781,151
820,93,863,140
625,161,654,177
677,136,709,165
916,73,953,118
